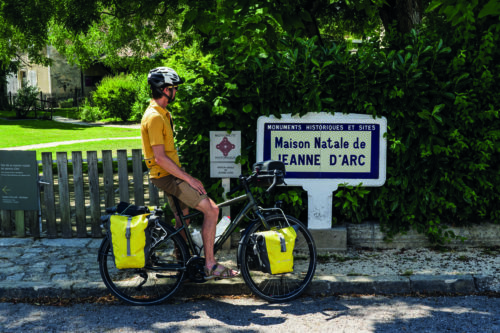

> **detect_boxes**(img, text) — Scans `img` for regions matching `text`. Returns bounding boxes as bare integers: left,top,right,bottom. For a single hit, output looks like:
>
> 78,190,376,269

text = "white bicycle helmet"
147,67,183,88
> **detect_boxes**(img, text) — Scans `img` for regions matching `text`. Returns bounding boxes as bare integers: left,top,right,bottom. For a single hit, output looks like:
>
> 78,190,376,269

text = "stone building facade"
6,45,108,102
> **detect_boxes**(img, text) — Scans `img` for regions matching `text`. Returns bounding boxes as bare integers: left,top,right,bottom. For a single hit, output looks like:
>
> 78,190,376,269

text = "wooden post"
0,210,12,237
14,210,25,237
88,151,101,237
102,150,115,209
221,178,231,250
148,177,159,206
42,152,57,238
117,150,129,203
57,152,72,238
132,149,144,206
27,210,39,238
72,151,87,237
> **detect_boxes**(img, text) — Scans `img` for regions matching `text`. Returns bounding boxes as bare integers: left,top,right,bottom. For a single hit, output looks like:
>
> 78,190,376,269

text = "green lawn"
0,118,140,148
1,109,142,159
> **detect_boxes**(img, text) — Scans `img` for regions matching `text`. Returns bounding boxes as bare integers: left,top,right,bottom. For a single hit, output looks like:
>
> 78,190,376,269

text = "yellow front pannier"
253,226,297,275
109,214,151,269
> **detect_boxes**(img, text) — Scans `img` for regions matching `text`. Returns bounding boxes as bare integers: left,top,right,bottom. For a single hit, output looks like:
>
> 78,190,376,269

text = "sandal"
204,264,239,280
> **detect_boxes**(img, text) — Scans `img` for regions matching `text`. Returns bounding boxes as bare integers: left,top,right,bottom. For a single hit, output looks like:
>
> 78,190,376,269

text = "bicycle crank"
186,257,207,283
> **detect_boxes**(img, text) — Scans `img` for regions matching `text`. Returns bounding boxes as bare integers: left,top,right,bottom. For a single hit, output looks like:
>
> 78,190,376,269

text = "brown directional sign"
0,151,39,210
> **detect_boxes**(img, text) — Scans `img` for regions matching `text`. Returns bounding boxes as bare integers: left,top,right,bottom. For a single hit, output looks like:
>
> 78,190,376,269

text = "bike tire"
98,221,189,305
239,214,317,302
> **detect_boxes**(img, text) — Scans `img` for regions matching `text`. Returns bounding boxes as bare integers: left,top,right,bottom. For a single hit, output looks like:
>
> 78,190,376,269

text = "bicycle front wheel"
98,221,188,305
239,214,317,302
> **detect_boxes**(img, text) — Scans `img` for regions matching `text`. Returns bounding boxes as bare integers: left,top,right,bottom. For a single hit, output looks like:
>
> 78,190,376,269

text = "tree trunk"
379,0,423,35
302,0,325,46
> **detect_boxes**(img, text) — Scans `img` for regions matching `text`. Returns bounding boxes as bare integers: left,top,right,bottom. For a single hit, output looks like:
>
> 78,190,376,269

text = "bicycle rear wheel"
98,221,188,305
239,214,317,302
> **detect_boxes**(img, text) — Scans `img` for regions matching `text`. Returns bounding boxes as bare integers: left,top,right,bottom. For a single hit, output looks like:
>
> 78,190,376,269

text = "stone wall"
303,222,500,253
47,45,82,97
347,222,500,249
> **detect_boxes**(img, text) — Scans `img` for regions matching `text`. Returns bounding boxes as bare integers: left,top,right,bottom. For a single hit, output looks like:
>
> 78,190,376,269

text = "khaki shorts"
151,176,208,213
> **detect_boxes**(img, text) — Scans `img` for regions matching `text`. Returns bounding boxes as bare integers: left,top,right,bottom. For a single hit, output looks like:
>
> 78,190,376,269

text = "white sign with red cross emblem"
210,131,241,178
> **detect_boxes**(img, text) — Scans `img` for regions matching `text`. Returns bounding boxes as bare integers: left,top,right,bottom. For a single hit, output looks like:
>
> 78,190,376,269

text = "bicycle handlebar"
226,170,283,197
265,170,281,193
226,173,254,197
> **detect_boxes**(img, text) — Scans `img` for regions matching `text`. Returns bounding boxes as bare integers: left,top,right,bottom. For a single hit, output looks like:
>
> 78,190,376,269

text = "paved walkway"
51,116,141,129
0,237,498,300
2,137,141,151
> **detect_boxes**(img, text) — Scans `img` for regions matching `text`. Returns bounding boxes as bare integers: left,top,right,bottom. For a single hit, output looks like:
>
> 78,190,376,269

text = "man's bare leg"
195,198,238,277
174,208,190,241
195,198,219,268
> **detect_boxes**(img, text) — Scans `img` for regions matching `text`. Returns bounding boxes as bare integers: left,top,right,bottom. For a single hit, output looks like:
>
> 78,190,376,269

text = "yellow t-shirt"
141,99,181,178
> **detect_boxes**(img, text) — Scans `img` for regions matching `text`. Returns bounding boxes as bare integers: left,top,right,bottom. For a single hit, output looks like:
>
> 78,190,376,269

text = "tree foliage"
49,0,184,70
0,0,438,71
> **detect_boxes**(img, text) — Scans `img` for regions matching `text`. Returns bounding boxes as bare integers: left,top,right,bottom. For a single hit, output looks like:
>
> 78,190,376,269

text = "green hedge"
159,29,499,243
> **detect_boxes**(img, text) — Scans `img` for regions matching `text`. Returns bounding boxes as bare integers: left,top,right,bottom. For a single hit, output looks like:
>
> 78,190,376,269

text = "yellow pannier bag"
109,214,151,269
253,226,297,274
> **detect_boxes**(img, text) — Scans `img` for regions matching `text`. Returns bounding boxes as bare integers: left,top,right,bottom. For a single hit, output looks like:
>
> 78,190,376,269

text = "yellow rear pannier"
109,214,151,269
252,226,297,274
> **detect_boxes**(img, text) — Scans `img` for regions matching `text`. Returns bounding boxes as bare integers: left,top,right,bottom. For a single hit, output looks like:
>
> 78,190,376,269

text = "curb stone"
474,275,500,293
309,275,411,295
409,274,477,294
0,275,492,300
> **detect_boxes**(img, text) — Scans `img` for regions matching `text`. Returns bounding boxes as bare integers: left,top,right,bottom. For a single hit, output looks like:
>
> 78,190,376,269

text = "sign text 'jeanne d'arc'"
258,113,387,185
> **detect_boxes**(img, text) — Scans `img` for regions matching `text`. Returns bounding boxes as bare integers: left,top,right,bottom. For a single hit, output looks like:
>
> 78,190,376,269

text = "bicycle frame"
169,176,270,257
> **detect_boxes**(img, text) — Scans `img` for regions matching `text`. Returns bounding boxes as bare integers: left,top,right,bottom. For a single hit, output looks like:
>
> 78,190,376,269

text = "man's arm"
151,144,207,195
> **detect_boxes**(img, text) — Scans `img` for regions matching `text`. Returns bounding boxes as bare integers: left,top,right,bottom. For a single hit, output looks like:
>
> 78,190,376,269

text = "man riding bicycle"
140,67,239,279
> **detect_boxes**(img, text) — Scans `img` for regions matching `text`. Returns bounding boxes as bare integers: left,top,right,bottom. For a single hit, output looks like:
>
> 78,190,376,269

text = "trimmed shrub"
15,85,39,118
78,100,100,122
129,76,151,122
92,74,141,121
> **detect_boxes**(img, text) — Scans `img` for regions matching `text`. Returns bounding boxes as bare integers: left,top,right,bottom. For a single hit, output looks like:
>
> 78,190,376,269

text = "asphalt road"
1,295,499,332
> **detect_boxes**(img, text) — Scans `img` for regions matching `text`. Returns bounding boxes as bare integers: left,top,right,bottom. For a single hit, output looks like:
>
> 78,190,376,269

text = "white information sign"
210,131,241,178
257,113,387,229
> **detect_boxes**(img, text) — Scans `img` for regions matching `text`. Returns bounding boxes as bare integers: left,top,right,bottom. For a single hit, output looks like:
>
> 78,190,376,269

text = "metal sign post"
209,131,242,200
